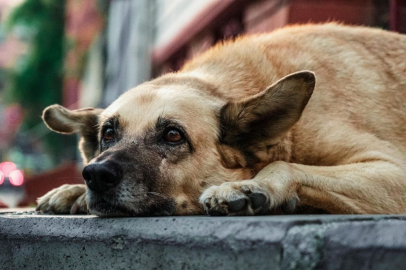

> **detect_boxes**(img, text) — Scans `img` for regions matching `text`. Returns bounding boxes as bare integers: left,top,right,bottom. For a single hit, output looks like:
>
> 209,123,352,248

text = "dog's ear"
219,71,315,166
42,104,103,163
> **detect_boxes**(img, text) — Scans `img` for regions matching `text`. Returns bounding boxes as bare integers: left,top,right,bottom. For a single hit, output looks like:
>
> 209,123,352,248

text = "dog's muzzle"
82,161,123,193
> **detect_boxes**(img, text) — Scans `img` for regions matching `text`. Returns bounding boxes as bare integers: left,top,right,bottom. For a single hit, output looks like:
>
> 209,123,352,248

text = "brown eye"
163,129,183,143
103,128,115,141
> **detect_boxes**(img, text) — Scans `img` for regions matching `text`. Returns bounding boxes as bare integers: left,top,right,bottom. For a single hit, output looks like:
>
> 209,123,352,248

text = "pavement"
0,207,35,212
0,211,405,270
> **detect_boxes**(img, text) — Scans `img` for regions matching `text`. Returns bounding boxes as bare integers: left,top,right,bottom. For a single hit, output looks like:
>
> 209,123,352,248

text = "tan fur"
36,184,87,214
37,23,406,216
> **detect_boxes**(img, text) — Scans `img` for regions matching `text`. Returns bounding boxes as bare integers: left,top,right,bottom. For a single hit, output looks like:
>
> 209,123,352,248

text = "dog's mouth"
88,199,132,217
87,192,176,217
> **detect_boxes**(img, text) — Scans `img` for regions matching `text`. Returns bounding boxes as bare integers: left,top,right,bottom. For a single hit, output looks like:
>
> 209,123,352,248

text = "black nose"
82,161,123,193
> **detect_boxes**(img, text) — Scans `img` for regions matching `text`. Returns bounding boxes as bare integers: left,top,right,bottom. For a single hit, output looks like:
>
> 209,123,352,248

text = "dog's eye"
163,129,183,144
103,128,115,141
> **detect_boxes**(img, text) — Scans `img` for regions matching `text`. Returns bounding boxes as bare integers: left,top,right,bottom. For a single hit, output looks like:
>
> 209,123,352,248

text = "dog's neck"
181,44,278,102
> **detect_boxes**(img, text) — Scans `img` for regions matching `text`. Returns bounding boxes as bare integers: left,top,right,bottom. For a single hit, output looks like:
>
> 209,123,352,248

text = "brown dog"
36,23,406,216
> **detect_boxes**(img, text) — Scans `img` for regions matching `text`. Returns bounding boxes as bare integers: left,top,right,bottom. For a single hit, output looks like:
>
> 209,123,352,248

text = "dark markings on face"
200,181,208,187
134,116,194,165
100,115,121,152
88,114,193,216
88,184,176,217
154,116,194,152
89,137,177,216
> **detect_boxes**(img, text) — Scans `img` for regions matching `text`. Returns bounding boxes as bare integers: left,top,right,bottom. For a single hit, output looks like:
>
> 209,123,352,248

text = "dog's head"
42,71,314,216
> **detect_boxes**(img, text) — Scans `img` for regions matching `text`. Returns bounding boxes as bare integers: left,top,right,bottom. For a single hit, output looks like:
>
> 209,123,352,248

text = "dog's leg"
36,184,87,214
200,160,406,215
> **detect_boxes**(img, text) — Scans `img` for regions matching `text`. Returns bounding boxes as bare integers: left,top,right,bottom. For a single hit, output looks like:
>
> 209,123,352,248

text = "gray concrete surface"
0,212,405,270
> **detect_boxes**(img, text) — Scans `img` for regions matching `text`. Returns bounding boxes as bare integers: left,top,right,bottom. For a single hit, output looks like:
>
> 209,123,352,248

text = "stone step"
1,212,405,270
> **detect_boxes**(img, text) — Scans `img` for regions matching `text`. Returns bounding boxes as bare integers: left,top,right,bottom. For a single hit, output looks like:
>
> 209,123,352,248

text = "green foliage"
7,0,66,128
6,0,68,163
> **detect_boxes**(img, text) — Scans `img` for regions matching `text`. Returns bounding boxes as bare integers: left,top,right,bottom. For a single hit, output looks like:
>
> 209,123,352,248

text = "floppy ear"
42,104,103,163
219,71,315,166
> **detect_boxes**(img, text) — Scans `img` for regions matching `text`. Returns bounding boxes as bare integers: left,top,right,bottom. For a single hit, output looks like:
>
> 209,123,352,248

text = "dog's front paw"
36,184,87,214
199,180,272,216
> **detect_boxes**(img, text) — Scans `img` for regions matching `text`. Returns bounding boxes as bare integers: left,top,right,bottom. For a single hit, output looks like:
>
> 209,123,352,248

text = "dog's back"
182,23,406,166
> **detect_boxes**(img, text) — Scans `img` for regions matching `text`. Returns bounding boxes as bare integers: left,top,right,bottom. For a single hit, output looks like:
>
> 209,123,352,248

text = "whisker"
146,192,166,199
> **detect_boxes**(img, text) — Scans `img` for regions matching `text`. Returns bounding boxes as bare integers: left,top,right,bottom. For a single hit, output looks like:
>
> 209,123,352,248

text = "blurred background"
0,0,404,208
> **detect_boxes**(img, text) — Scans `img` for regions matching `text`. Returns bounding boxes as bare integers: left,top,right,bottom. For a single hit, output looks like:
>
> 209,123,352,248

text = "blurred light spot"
0,162,17,177
0,171,3,185
9,170,24,186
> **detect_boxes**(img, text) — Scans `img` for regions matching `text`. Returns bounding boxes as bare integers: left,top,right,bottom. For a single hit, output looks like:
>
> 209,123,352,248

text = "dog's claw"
241,185,251,194
204,198,211,208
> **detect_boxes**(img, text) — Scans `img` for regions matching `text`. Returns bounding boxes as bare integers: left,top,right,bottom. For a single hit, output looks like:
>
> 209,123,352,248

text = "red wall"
155,0,401,75
22,162,83,205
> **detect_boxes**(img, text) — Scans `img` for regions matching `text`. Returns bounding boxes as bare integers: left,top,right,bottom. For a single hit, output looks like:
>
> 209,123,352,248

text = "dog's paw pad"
228,198,247,212
248,192,267,209
239,184,270,213
200,181,271,216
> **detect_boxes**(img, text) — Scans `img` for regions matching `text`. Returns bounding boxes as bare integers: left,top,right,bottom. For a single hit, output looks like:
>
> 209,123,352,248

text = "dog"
36,23,406,216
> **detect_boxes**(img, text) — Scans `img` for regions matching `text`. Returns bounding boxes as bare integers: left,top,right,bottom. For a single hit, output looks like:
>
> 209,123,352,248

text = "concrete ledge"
1,212,406,270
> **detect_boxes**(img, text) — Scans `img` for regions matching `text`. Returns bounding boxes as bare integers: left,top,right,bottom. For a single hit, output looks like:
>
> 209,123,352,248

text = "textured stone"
0,212,405,270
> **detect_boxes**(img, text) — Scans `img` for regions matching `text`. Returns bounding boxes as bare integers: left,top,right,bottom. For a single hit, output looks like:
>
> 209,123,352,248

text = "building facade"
78,0,406,108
